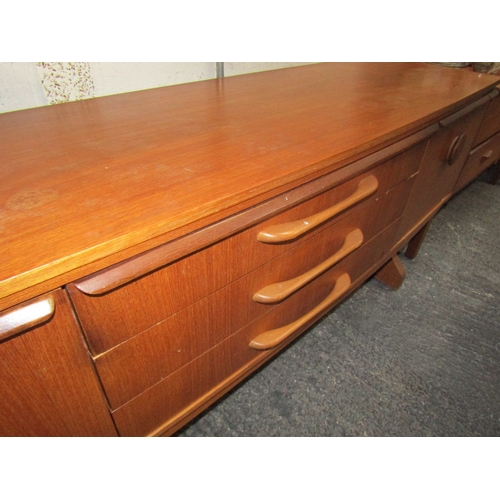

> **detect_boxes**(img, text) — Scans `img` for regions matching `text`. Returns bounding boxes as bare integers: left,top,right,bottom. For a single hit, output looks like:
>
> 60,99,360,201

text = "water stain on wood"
5,189,58,212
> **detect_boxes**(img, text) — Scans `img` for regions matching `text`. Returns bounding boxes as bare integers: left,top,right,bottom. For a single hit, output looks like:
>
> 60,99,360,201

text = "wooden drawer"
454,131,500,193
94,288,228,409
227,176,413,334
226,141,424,283
110,220,399,436
472,89,500,147
68,240,229,354
68,140,424,355
94,178,412,409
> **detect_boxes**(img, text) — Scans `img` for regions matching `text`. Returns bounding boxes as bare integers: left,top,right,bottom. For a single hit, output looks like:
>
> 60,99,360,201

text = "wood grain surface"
1,63,499,308
111,219,400,436
93,177,413,409
455,132,500,193
472,88,500,146
0,289,117,436
396,101,489,241
68,143,421,355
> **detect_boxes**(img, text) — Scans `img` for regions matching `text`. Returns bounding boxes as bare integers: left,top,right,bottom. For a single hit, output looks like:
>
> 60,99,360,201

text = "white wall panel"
224,62,313,77
0,63,47,113
90,62,215,97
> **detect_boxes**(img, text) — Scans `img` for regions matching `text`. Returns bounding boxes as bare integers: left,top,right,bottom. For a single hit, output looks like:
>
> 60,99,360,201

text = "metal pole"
216,62,224,79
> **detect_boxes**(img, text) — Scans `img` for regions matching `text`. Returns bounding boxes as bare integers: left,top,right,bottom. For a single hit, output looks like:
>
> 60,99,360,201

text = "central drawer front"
93,177,414,410
67,139,425,355
111,220,400,436
227,176,414,335
225,143,424,283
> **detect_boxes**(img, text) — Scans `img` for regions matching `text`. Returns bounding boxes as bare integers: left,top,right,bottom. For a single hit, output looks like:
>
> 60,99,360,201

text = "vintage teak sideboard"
1,63,500,436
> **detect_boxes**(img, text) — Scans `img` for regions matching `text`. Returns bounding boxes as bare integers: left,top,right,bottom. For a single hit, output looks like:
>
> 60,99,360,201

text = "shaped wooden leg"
405,220,432,260
375,255,406,290
488,162,500,185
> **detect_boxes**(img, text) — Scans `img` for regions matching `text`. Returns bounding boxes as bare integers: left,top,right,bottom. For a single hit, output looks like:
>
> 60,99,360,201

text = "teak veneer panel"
472,87,500,146
1,63,499,308
69,239,228,354
0,289,117,436
228,177,414,335
455,131,500,193
95,288,228,409
226,141,425,283
93,177,413,409
68,139,424,354
396,99,489,241
68,125,431,298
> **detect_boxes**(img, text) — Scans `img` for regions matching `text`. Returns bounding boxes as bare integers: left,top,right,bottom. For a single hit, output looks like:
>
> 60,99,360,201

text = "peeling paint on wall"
36,62,95,105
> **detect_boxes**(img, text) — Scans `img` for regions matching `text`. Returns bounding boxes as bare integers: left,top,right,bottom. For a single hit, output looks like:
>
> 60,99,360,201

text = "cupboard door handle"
257,175,378,243
249,273,351,350
0,295,55,342
253,229,362,304
446,134,467,165
482,150,493,159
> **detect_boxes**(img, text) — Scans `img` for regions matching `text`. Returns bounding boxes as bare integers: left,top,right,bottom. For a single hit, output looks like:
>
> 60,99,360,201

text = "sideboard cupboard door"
472,87,500,147
454,131,500,193
0,289,117,436
397,99,490,243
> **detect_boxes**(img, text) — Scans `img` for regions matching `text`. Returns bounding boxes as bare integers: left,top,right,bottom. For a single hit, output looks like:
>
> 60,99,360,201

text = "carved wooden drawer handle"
253,229,362,304
447,134,467,165
257,175,378,243
249,273,351,350
0,295,55,342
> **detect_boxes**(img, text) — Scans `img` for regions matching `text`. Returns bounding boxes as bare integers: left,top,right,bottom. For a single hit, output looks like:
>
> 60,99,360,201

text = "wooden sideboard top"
1,62,499,308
